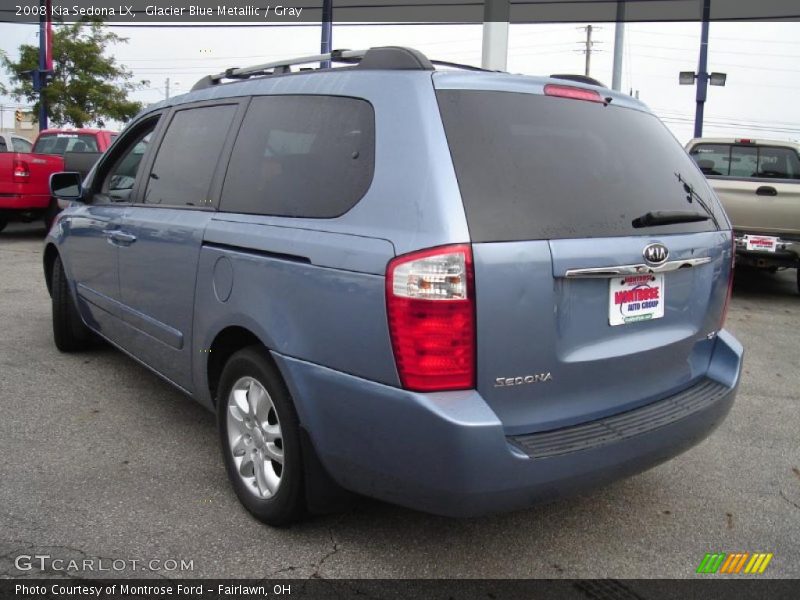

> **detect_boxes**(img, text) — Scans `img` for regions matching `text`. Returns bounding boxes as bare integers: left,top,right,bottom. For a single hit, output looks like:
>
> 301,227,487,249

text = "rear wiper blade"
675,172,721,230
632,210,710,228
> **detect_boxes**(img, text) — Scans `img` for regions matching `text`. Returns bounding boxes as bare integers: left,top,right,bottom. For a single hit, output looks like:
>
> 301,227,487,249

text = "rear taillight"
720,235,736,328
12,159,30,183
386,244,475,392
544,84,604,103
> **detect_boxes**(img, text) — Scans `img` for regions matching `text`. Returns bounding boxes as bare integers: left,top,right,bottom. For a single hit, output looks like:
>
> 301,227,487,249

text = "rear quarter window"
219,95,375,218
437,90,726,242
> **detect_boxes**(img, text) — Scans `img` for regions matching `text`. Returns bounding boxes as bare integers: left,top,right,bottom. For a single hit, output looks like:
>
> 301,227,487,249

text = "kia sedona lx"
44,47,743,525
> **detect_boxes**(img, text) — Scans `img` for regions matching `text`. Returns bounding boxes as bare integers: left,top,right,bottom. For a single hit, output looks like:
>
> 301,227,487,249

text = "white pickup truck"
686,137,800,294
0,132,33,154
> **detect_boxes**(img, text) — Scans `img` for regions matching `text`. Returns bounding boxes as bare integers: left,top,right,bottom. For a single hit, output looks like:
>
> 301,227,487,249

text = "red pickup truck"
0,128,116,233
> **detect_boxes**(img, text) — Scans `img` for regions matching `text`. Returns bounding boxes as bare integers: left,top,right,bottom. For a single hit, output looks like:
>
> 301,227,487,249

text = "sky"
0,20,798,144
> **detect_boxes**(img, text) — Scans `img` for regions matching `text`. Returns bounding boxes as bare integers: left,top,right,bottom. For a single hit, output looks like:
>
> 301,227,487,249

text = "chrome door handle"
564,257,711,279
104,230,137,245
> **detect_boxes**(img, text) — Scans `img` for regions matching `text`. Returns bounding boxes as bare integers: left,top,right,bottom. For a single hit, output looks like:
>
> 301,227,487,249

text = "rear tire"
52,255,91,352
796,268,800,295
0,218,7,233
217,346,306,526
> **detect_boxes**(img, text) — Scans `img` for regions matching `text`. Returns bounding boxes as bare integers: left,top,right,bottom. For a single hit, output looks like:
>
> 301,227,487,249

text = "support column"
481,0,510,71
611,2,625,91
321,0,333,69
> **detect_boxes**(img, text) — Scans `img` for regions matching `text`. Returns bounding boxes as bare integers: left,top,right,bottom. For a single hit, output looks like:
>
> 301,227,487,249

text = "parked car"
0,128,116,232
686,137,800,293
44,47,743,525
0,132,33,154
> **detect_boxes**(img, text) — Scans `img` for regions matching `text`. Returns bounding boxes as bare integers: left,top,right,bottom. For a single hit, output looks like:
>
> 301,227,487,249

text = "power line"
652,108,800,129
630,53,800,74
628,42,800,60
627,28,800,46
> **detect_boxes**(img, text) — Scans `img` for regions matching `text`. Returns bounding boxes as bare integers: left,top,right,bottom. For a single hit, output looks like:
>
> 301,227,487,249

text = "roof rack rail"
549,73,607,88
191,46,434,91
430,60,492,72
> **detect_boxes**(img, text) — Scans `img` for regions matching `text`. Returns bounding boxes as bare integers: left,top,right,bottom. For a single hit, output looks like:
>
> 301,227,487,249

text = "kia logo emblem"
643,243,669,265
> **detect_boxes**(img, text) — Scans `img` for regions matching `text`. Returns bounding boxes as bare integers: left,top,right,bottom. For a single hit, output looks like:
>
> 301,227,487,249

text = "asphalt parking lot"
1,222,798,580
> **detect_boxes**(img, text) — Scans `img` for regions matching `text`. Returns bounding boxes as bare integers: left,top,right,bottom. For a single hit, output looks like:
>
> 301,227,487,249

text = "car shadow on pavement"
732,265,796,299
0,222,47,241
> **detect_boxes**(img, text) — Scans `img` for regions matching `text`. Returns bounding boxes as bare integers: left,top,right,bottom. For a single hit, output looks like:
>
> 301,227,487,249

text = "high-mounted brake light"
544,84,604,104
12,159,30,183
720,236,736,328
735,138,755,145
386,244,475,392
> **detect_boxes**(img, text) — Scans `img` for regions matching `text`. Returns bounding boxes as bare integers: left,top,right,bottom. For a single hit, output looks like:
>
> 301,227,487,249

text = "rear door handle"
564,257,711,279
756,186,777,197
104,230,137,246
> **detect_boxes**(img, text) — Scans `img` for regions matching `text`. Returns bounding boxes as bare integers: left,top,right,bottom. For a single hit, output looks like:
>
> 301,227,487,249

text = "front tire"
51,255,91,352
217,346,305,526
0,218,7,233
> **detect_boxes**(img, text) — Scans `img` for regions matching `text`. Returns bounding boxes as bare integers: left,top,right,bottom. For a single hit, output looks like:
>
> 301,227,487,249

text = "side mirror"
50,172,84,208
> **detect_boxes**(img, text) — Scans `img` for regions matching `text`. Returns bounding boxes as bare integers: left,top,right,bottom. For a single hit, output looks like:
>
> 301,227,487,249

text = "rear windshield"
436,90,726,242
689,143,800,180
33,133,99,155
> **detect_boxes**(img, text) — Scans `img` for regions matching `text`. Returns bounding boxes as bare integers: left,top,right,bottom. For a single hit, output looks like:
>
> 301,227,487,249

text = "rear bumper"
0,193,51,212
734,232,800,267
274,329,742,517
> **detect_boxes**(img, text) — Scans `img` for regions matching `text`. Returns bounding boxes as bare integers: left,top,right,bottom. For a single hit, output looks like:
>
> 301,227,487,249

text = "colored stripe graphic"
700,552,773,575
720,552,750,573
744,553,773,574
697,553,726,574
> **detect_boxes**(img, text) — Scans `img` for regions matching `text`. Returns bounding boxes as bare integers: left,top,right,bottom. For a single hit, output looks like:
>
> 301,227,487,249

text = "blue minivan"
45,47,742,525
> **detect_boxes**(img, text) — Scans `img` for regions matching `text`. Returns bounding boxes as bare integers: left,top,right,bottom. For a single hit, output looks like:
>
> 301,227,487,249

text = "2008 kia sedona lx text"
44,47,743,525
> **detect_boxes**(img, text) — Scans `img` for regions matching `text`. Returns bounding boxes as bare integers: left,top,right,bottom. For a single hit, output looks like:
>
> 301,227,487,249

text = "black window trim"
136,98,250,211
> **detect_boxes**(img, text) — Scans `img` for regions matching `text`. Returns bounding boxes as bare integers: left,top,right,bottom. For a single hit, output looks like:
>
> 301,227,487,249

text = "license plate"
609,273,665,326
744,235,778,252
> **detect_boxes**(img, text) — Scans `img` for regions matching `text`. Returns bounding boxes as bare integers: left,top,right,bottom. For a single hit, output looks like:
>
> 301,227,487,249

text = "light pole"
678,0,726,138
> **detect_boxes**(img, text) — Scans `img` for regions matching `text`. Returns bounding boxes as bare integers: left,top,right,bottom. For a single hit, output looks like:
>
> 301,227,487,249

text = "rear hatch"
434,74,733,435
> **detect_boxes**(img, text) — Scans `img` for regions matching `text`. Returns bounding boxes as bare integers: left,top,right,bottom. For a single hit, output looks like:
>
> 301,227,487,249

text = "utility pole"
584,25,593,76
577,25,600,77
611,2,625,91
694,0,711,138
165,77,170,99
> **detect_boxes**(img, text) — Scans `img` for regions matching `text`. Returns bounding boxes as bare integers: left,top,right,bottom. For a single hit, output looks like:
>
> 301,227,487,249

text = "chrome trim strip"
563,257,712,279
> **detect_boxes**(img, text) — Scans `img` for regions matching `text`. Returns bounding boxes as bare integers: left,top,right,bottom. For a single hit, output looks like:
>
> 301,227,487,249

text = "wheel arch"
206,325,279,408
206,323,354,514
